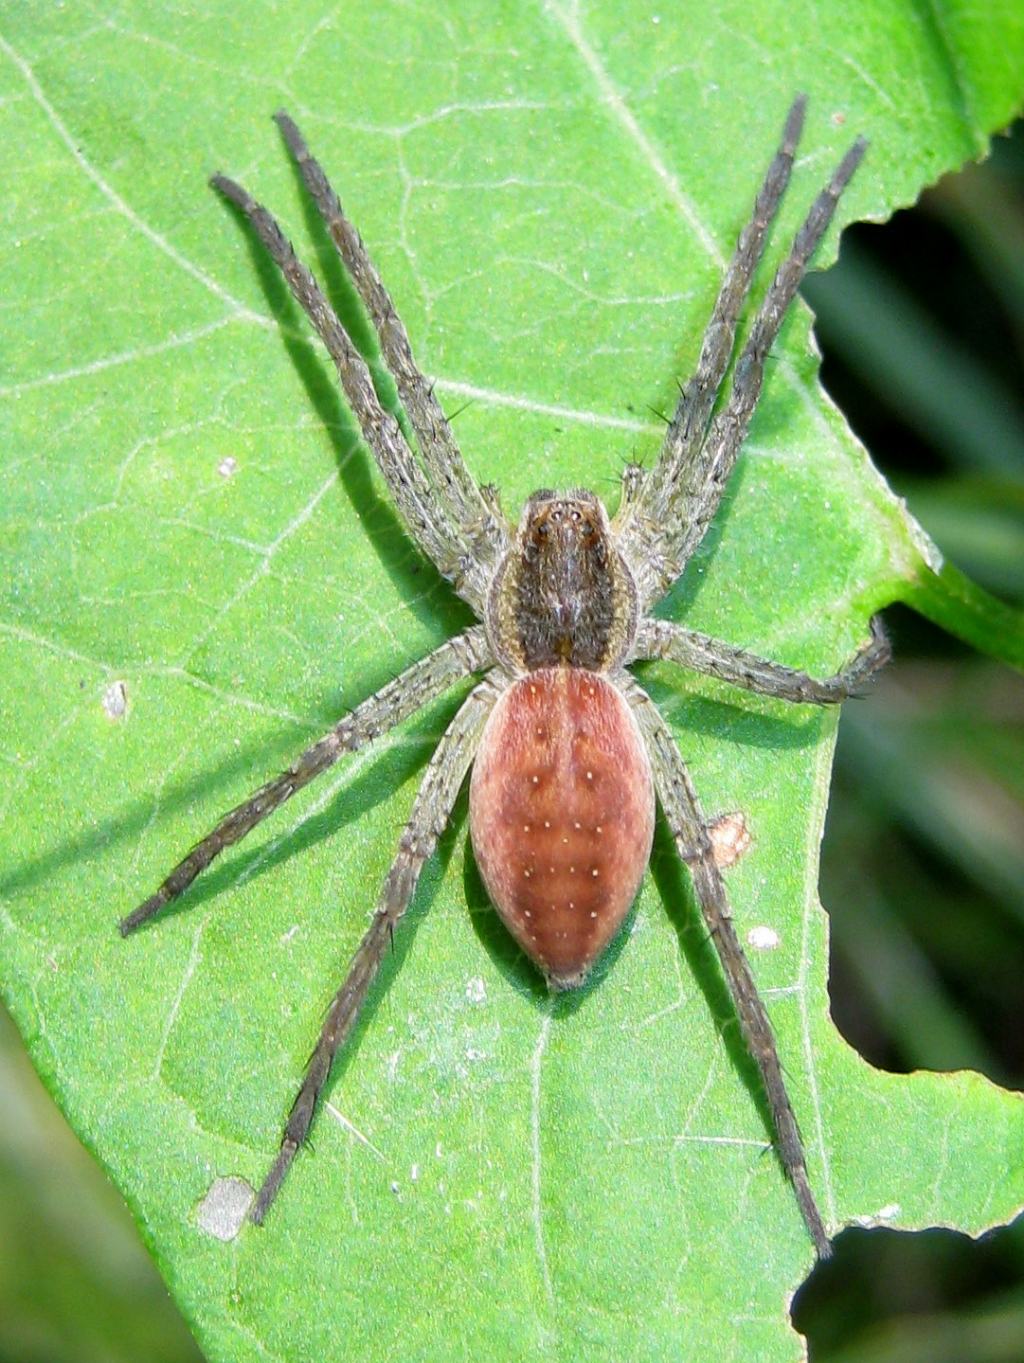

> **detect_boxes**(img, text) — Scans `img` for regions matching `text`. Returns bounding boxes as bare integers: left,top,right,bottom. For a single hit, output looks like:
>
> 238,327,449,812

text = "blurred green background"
1,120,1022,1363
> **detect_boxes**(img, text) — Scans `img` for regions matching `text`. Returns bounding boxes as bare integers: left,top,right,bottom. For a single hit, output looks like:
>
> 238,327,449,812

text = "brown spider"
121,96,889,1254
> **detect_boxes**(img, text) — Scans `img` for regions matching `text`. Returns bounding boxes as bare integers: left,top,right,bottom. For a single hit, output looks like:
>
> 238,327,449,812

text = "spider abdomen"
469,667,655,989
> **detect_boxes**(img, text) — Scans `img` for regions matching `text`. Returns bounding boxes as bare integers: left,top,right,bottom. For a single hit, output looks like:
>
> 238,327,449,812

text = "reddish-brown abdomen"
469,668,655,988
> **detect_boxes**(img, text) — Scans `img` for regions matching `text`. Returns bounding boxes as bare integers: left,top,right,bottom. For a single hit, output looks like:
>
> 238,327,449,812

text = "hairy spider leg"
624,675,832,1257
617,94,807,597
211,171,477,594
662,135,868,582
250,676,501,1223
633,615,891,703
273,111,504,608
617,97,867,608
119,629,490,935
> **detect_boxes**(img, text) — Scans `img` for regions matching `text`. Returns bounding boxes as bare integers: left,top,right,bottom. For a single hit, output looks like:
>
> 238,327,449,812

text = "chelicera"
122,96,889,1252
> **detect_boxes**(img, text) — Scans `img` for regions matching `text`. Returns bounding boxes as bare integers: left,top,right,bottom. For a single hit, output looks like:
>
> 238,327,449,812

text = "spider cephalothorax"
121,98,889,1253
490,489,638,671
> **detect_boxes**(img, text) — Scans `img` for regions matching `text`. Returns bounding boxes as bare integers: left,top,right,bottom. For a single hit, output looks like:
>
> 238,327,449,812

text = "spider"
121,95,889,1255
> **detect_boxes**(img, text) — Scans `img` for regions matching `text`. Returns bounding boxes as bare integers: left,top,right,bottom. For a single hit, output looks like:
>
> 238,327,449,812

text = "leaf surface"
2,4,1023,1361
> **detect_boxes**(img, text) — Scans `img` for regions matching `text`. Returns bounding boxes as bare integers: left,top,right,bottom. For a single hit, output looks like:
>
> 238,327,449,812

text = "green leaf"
906,559,1024,668
1,5,1022,1362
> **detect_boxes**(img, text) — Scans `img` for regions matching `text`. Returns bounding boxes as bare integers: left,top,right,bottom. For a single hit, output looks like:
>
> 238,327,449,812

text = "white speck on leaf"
853,1202,901,1226
102,679,127,719
748,925,780,950
195,1177,253,1241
